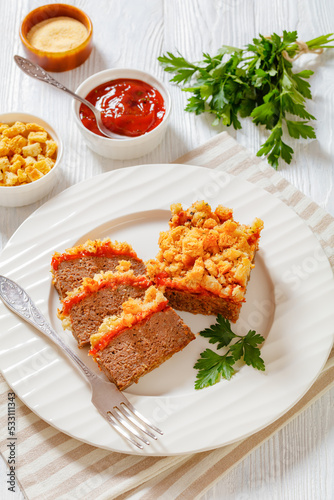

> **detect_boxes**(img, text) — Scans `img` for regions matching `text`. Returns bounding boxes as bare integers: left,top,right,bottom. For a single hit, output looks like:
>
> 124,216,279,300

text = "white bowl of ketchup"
72,68,171,160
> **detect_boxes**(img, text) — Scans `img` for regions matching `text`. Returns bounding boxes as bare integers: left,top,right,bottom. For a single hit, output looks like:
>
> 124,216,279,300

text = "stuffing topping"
146,201,263,302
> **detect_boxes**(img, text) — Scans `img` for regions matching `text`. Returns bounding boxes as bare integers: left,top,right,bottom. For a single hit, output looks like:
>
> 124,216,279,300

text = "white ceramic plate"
0,164,333,456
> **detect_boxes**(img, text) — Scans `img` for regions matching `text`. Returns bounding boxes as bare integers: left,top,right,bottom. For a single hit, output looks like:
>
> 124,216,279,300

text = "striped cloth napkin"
1,131,334,500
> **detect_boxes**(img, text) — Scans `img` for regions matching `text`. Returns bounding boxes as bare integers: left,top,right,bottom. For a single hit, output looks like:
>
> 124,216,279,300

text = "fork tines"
105,402,163,449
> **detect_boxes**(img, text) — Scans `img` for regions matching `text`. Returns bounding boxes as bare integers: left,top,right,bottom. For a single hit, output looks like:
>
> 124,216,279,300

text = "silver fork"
0,276,163,449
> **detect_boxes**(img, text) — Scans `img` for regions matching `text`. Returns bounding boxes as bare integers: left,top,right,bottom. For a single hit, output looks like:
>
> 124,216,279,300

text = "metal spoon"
14,55,124,140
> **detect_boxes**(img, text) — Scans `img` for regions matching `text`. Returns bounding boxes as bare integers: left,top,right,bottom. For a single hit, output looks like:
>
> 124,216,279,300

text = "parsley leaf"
194,349,235,389
194,318,265,389
159,31,334,168
257,124,294,168
281,94,316,120
235,330,266,371
157,52,198,84
286,120,316,140
185,93,205,114
199,314,236,349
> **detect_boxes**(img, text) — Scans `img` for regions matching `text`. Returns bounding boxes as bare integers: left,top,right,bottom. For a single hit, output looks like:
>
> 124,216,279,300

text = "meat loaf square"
146,201,263,322
51,239,146,298
89,286,195,390
58,270,152,347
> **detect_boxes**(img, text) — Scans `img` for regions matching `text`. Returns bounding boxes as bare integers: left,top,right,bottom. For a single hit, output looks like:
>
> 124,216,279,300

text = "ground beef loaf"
146,201,263,322
68,284,146,347
164,289,241,322
53,256,146,298
95,308,195,390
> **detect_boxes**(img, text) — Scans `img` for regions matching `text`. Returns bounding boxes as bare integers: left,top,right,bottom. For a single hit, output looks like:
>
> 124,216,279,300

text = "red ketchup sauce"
79,78,166,137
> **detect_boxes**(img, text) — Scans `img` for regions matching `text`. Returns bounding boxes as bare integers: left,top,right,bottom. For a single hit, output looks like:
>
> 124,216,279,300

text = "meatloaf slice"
146,201,263,322
51,239,146,298
54,255,145,298
94,308,195,391
67,284,147,347
58,271,152,348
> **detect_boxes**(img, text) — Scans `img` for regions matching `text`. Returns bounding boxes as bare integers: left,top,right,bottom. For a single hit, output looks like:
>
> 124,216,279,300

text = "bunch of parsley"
194,315,265,389
158,31,334,168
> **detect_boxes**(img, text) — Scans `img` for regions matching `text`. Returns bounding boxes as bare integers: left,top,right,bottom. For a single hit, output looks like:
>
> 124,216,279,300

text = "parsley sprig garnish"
194,315,265,389
158,31,334,168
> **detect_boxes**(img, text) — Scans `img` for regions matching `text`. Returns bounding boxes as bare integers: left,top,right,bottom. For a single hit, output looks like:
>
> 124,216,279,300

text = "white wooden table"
1,1,333,499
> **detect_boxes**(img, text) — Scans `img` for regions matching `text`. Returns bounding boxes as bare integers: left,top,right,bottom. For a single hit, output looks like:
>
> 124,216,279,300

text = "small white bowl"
0,112,63,207
72,68,171,160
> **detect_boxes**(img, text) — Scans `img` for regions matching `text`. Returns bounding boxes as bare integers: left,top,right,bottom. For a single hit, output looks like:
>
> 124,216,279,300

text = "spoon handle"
14,55,96,112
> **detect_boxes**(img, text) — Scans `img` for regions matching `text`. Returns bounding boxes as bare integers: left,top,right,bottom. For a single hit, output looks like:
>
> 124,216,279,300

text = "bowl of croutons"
0,112,62,207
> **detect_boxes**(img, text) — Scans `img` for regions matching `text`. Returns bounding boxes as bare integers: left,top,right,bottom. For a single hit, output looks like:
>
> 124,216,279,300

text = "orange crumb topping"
51,239,140,271
146,201,263,302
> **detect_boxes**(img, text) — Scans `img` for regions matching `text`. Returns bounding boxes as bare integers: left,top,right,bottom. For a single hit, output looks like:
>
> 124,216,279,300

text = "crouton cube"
28,131,48,143
24,156,36,167
34,157,53,175
0,157,10,170
0,123,9,134
22,142,42,158
9,160,23,174
25,164,43,182
3,171,18,186
17,168,28,183
2,122,26,138
0,138,11,156
45,140,57,158
9,135,28,154
37,154,45,161
25,122,46,132
10,153,25,166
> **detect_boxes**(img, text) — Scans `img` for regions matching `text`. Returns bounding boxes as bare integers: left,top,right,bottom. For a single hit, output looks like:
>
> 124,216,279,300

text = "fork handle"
0,276,98,383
